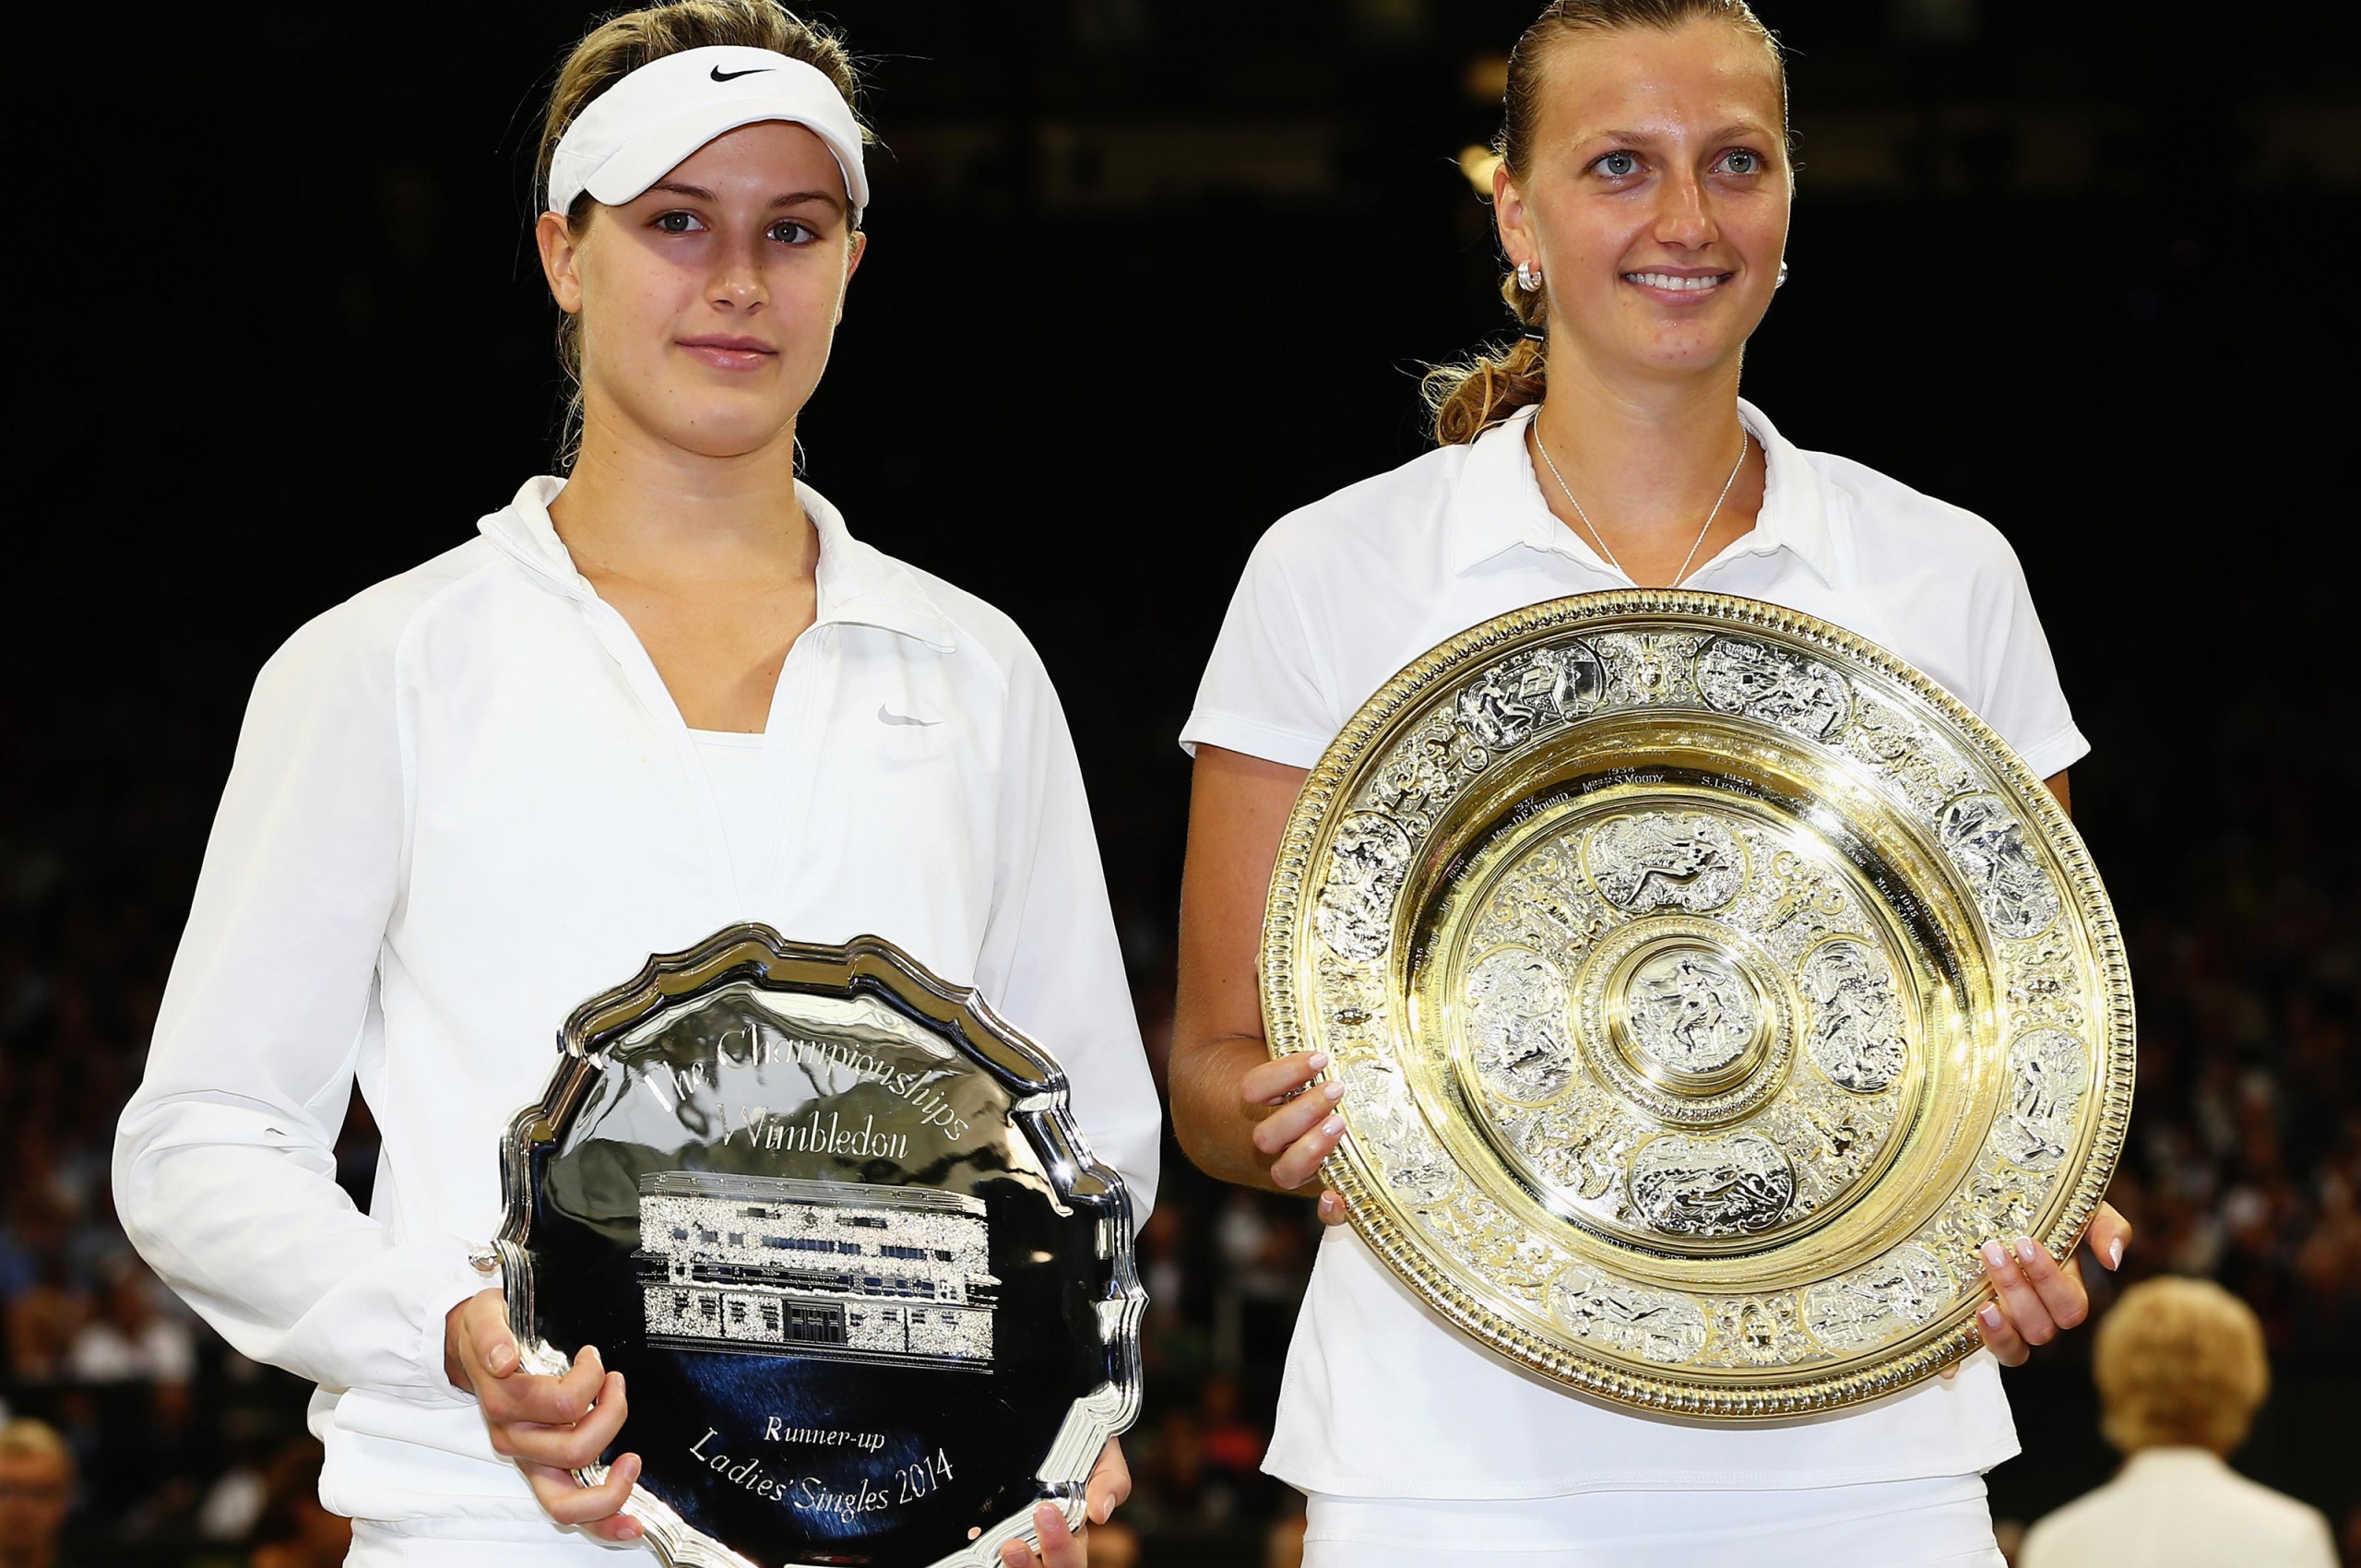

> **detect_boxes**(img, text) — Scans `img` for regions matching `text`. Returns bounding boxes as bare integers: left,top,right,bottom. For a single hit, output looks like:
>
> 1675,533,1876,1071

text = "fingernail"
2109,1236,2125,1269
1978,1304,2004,1333
586,1345,604,1372
2013,1236,2041,1265
1308,1051,1330,1070
490,1343,516,1372
1324,1081,1345,1101
1980,1240,2010,1272
1322,1113,1345,1136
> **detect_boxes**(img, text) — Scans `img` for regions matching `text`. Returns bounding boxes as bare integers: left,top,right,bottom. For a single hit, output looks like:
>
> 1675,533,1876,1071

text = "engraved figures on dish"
1622,946,1760,1077
1755,1077,1896,1218
1940,794,2062,940
1501,1093,1642,1207
1549,1265,1710,1365
1366,717,1475,831
1696,636,1853,740
1706,1294,1817,1367
1584,813,1747,914
1418,1188,1572,1301
1465,946,1576,1102
1340,1058,1456,1203
1993,1028,2090,1171
1800,1244,1954,1355
1595,631,1704,707
1841,692,1976,816
1628,1131,1796,1238
1315,811,1413,961
1453,644,1607,752
1797,939,1910,1093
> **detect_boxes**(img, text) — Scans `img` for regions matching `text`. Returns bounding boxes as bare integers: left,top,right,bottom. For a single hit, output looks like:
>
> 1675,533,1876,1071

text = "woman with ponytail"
1171,4,2129,1562
113,5,1151,1564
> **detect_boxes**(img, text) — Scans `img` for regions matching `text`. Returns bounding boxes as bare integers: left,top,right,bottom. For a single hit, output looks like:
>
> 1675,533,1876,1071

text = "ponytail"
1424,273,1551,446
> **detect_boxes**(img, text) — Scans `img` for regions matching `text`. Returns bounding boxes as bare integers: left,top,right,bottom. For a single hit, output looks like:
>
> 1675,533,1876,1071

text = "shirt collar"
800,481,959,650
1444,398,1837,588
2121,1446,2230,1480
482,476,958,652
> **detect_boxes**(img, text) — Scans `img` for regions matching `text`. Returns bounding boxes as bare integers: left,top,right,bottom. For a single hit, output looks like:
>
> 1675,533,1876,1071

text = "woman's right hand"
1241,1050,1351,1226
445,1288,644,1540
1173,746,1350,1224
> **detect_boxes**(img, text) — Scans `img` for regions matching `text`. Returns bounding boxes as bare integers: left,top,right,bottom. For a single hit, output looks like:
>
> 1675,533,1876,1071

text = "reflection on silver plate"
1261,592,2133,1419
495,927,1144,1566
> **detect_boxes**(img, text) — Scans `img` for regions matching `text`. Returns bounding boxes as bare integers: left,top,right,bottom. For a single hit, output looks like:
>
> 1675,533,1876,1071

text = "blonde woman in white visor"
112,5,1154,1564
1173,2,2131,1563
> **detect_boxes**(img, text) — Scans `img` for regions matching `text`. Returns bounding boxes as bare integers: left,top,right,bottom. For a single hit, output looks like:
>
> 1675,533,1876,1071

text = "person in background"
2018,1277,2336,1568
65,1261,195,1390
2,1201,82,1389
1197,1374,1265,1482
1264,1503,1308,1568
246,1441,354,1568
0,1420,75,1568
1084,1520,1140,1568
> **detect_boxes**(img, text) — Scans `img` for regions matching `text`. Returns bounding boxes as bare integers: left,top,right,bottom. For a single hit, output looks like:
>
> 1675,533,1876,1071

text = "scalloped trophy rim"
1259,588,2136,1421
493,923,1146,1568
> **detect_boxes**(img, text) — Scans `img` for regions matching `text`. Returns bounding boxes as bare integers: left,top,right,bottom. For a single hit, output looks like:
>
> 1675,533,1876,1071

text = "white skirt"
1303,1473,2004,1568
347,1518,641,1565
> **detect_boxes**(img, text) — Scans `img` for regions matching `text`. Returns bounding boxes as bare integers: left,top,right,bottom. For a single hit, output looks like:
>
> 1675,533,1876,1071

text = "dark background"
4,1,2358,1563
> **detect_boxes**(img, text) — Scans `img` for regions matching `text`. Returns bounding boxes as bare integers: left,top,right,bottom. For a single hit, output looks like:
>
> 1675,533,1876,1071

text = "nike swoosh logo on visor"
710,65,773,81
877,705,940,728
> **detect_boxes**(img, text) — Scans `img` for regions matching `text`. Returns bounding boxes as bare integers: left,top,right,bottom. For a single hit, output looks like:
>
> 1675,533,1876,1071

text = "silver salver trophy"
492,926,1145,1567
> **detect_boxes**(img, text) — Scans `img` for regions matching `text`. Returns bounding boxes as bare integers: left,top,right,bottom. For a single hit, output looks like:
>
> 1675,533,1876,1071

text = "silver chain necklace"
1531,420,1750,588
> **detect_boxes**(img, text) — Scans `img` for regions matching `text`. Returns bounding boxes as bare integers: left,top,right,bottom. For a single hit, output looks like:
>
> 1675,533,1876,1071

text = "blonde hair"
533,0,869,463
1425,0,1786,445
0,1417,74,1476
2094,1277,2271,1455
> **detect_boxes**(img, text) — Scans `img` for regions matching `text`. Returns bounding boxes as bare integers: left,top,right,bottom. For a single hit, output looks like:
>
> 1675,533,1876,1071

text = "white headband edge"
544,47,868,219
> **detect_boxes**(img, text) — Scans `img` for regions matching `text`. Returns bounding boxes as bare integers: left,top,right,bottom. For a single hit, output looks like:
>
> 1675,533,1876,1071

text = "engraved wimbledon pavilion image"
637,1170,999,1369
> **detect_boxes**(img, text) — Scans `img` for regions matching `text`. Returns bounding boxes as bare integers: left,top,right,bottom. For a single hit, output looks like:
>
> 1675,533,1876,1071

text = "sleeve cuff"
1178,707,1332,769
422,1237,504,1399
2014,723,2091,784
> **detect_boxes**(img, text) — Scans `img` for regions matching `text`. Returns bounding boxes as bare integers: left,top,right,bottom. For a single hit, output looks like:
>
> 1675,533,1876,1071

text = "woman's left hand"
1972,1202,2132,1364
996,1440,1129,1567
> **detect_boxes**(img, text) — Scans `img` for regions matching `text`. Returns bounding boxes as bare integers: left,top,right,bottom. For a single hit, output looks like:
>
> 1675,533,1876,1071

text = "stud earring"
1775,260,1790,289
1515,259,1543,293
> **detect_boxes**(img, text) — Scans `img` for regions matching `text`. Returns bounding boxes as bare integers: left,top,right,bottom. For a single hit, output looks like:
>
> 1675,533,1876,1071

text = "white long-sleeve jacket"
114,477,1160,1543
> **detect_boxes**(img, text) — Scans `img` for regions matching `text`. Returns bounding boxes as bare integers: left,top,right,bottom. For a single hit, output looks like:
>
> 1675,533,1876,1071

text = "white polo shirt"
115,477,1160,1550
1182,399,2086,1500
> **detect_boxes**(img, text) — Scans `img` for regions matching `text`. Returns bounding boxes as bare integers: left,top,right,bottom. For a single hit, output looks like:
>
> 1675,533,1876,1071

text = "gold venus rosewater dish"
1261,592,2132,1419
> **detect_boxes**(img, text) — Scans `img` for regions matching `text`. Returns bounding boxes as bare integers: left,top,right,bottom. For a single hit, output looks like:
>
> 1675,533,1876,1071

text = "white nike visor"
546,44,869,220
